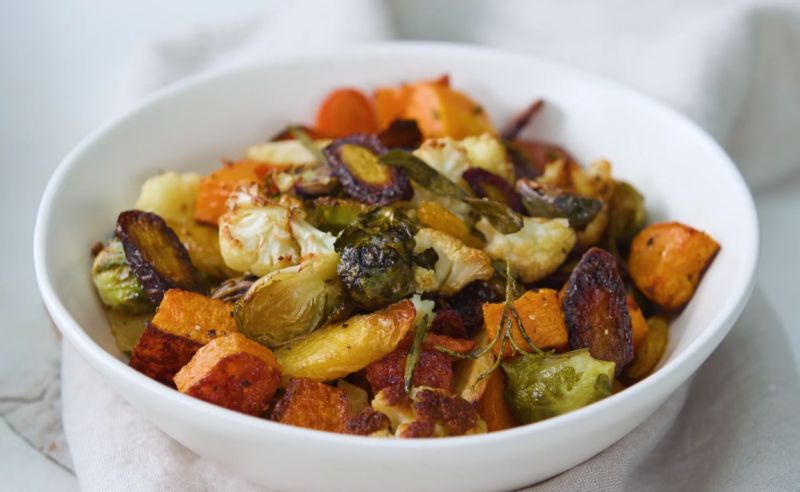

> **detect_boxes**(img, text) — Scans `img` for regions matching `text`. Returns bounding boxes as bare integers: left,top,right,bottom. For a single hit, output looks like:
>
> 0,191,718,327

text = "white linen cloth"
49,0,800,490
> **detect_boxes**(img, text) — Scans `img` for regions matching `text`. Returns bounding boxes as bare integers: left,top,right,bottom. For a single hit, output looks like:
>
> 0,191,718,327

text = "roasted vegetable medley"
91,76,720,437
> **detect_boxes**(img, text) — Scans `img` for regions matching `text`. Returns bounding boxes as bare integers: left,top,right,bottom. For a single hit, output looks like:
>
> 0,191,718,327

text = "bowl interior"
37,43,756,440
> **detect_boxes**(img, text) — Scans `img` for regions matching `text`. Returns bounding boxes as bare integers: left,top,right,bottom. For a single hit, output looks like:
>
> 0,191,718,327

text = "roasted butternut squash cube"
271,379,349,433
174,333,281,416
628,222,720,311
129,289,237,385
365,348,455,394
483,289,568,358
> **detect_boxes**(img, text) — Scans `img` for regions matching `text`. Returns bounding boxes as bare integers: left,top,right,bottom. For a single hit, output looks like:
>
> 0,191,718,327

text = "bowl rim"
34,40,758,450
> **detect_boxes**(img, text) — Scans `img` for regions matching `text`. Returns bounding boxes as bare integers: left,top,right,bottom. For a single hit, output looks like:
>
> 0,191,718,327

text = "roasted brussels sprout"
105,309,153,356
233,253,343,348
335,208,416,310
502,349,615,424
323,134,412,205
604,180,645,252
462,168,524,213
516,179,603,230
116,210,197,305
624,316,668,382
210,275,257,303
91,238,152,313
304,197,371,234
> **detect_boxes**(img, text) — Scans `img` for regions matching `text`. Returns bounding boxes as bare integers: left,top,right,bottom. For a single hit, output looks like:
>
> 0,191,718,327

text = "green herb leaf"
404,313,430,392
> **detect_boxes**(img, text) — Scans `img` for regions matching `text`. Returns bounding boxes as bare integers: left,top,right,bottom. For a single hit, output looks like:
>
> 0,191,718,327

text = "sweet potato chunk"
483,289,568,358
628,222,720,311
194,160,274,226
129,322,202,386
129,289,237,385
562,247,634,376
271,379,349,433
476,370,519,432
174,333,281,416
152,289,238,344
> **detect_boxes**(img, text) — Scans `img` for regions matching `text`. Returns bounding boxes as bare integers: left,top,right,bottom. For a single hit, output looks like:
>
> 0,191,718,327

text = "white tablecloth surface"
2,1,800,490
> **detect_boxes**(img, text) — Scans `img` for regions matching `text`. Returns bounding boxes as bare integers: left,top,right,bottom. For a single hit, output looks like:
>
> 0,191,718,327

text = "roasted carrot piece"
483,289,569,358
374,86,412,130
194,160,274,226
476,370,518,432
404,83,495,139
314,88,379,138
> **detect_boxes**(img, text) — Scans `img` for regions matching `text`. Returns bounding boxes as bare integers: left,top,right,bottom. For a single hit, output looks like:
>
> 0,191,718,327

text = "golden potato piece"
627,294,648,354
483,289,568,358
271,379,348,433
623,316,669,381
628,222,720,311
174,333,281,416
151,289,238,344
274,299,416,383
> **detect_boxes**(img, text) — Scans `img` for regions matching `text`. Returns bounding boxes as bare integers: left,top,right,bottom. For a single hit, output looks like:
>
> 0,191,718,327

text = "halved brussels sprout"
604,180,645,252
304,197,371,234
324,134,412,205
335,208,416,310
91,238,152,313
503,349,615,424
233,253,343,348
516,179,603,230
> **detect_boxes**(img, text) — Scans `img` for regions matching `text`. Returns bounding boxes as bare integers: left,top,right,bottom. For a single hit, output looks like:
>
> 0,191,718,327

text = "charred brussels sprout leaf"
462,168,524,213
324,134,412,205
304,197,372,235
516,179,602,230
335,208,416,310
233,254,343,347
91,238,152,313
463,198,523,234
379,149,468,199
503,349,615,424
210,275,257,304
378,119,423,150
115,210,197,305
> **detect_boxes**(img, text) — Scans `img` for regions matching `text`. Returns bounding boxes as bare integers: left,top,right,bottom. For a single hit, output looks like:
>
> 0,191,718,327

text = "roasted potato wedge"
452,334,494,404
562,248,634,376
624,316,669,382
116,210,197,304
628,222,720,311
271,378,349,433
175,333,281,416
274,299,416,383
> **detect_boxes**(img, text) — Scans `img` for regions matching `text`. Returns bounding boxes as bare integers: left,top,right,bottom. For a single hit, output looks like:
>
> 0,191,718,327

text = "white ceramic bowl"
34,42,757,492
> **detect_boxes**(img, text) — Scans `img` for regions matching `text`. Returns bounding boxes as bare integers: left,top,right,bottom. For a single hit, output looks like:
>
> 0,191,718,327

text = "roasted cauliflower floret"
135,171,202,223
219,186,300,276
413,133,512,187
219,186,336,275
245,139,331,166
413,228,493,296
477,216,576,283
372,385,487,438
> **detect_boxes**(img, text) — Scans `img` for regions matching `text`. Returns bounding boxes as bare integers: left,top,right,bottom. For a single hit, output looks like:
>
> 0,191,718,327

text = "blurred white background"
2,1,798,490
